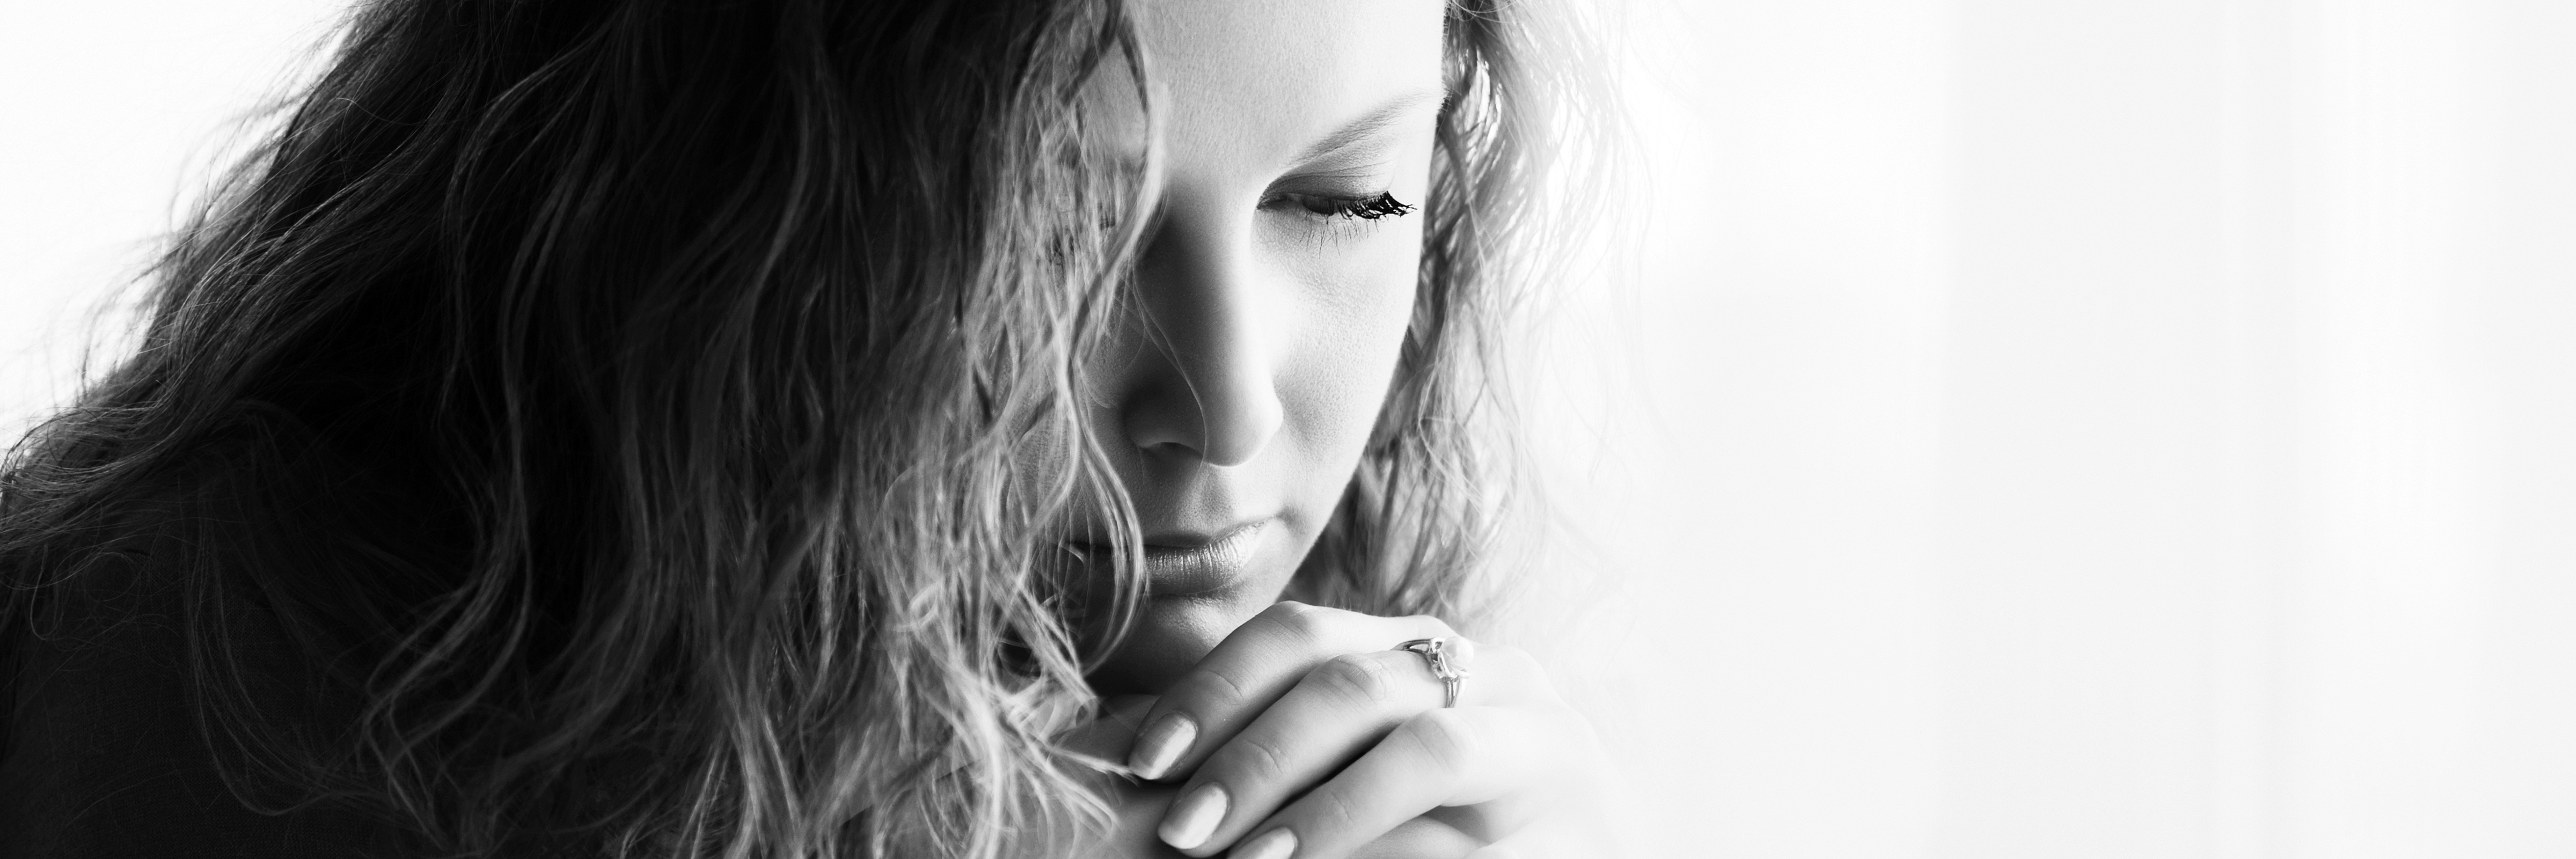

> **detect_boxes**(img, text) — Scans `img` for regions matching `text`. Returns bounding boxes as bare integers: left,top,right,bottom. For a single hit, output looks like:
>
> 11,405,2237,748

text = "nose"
1116,202,1285,468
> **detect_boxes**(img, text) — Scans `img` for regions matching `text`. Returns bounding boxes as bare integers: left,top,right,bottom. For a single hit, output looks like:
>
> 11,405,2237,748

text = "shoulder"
1,487,414,858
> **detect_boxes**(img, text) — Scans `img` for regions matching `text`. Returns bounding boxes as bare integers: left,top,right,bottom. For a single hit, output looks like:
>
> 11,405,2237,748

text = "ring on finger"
1393,636,1474,708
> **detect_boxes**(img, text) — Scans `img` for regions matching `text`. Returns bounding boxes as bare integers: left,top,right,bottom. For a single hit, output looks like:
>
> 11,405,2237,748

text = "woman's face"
1067,0,1448,693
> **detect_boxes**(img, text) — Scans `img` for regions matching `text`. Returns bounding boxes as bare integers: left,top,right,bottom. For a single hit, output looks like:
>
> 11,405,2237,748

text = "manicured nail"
1127,712,1196,780
1232,827,1297,859
1159,782,1227,850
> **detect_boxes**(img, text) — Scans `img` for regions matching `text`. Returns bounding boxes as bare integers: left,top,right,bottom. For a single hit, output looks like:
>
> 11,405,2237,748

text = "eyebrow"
1283,88,1447,167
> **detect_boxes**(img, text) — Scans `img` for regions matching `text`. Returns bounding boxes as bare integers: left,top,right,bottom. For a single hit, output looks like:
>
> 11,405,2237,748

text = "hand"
1051,695,1492,858
1117,603,1619,858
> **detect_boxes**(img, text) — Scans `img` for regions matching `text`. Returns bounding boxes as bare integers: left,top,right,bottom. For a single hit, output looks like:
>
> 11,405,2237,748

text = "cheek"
1271,229,1423,460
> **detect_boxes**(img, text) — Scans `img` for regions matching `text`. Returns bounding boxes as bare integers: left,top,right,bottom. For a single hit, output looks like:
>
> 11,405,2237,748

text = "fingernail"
1232,827,1297,859
1127,712,1196,780
1158,782,1227,850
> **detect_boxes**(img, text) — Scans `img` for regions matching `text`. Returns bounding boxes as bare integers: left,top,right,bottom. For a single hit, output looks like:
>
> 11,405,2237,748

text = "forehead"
1132,0,1447,171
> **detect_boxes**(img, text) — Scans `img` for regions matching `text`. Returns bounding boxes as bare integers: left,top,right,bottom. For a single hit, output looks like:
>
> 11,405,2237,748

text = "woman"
0,0,1615,856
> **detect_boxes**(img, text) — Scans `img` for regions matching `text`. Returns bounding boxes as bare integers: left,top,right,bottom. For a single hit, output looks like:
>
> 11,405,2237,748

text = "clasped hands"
1056,602,1616,858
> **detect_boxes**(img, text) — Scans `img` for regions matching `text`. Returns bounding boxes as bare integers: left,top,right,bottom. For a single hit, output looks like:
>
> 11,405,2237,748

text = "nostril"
1194,386,1281,468
1119,379,1282,468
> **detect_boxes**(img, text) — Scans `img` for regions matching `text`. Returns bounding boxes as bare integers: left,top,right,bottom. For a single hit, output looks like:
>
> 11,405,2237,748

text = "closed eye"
1262,190,1417,221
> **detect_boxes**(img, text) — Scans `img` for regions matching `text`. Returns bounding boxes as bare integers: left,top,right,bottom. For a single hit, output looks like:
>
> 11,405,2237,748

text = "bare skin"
1038,2,1622,857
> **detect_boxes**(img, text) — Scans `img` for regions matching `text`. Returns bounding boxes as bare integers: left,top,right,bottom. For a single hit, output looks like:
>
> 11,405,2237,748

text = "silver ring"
1394,636,1472,708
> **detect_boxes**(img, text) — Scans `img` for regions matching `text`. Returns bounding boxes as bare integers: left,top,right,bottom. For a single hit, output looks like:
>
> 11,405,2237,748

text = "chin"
1082,564,1298,695
1068,514,1313,693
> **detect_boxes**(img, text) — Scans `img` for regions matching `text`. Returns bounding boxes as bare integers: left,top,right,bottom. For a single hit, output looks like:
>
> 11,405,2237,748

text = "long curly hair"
0,0,1611,856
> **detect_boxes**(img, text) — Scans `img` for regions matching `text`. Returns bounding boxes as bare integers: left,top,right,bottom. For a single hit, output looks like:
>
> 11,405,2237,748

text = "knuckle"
1402,613,1456,636
1264,601,1336,647
1180,663,1254,711
1313,652,1404,709
1397,708,1483,772
1288,776,1370,838
1303,781,1370,834
1224,731,1297,784
1460,642,1540,689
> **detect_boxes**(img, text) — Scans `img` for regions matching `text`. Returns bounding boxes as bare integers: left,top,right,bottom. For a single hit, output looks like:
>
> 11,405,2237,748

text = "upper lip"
1140,520,1265,550
1065,518,1268,555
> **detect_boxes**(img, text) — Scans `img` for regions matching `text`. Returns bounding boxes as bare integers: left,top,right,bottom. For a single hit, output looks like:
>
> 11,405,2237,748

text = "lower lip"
1140,521,1268,595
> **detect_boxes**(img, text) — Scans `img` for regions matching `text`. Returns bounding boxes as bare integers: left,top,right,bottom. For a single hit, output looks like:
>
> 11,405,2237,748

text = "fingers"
1124,602,1450,782
1157,645,1545,854
1154,650,1439,853
1233,814,1484,859
1231,704,1576,859
1121,601,1590,858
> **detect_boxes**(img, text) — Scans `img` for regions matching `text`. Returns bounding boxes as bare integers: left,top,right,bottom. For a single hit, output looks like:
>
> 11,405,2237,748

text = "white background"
5,2,2572,857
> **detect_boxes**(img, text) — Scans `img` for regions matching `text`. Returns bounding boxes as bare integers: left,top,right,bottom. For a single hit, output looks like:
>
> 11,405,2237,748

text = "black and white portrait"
2,1,2569,857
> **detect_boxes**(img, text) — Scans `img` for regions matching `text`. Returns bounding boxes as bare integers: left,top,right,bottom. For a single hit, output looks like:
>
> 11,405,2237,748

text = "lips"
1068,519,1270,597
1141,519,1268,591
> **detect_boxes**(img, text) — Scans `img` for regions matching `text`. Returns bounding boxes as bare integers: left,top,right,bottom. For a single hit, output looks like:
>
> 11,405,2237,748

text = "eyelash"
1272,191,1418,221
